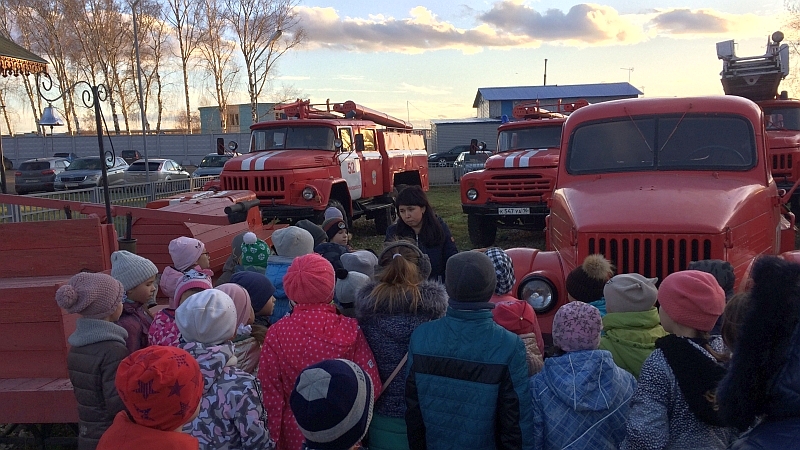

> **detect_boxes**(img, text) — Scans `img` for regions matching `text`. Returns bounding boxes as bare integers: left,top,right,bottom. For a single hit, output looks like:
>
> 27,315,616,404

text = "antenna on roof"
621,67,634,83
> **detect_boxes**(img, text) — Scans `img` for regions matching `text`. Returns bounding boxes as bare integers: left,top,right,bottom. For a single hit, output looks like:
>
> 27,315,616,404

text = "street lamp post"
38,74,114,223
131,0,150,185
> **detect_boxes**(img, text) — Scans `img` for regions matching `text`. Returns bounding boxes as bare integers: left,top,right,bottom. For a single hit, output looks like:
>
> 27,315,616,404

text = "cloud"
294,3,778,53
398,82,452,96
276,75,311,80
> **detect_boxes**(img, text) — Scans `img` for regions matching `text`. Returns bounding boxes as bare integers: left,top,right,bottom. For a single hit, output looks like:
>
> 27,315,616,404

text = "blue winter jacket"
405,307,535,450
385,216,458,283
530,349,636,450
265,255,293,324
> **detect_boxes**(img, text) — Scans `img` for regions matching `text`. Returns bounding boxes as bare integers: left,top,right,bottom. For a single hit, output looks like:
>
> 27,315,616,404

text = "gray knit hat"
446,251,497,309
295,219,327,248
272,226,314,258
111,250,159,292
340,250,379,279
604,273,659,313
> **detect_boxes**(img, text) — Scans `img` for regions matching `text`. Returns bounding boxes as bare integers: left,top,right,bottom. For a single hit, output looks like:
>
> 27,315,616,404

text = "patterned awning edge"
1,56,48,77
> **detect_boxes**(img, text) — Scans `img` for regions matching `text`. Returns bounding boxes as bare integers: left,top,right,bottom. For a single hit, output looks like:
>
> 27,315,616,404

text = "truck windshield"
762,107,800,131
497,125,562,152
567,114,756,174
251,126,336,151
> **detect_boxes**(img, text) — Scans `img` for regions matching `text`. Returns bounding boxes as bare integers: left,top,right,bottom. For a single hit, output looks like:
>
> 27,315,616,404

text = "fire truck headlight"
302,187,315,201
466,189,478,201
518,276,557,314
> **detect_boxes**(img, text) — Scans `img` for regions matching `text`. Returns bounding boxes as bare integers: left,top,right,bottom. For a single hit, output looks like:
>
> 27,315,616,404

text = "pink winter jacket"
258,303,381,450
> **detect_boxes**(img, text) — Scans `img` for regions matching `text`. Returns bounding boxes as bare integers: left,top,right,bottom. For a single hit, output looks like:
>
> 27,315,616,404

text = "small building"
429,118,502,154
473,82,642,119
198,103,278,134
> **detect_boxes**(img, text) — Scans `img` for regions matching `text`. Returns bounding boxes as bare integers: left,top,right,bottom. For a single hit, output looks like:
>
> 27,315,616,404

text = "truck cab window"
251,127,336,151
362,129,377,152
339,128,353,152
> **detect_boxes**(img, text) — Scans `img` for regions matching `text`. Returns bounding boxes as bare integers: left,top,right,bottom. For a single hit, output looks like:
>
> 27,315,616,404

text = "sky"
241,0,790,128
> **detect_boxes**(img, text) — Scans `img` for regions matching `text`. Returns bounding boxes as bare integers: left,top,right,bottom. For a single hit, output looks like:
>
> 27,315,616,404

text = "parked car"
3,156,12,170
124,158,190,183
54,156,129,190
191,153,235,178
52,152,79,163
15,157,69,194
428,145,470,166
453,151,492,181
121,150,142,164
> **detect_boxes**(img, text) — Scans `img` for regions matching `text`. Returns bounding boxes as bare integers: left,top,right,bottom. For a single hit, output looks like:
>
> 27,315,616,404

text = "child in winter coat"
486,246,545,353
493,300,544,375
215,231,246,286
717,256,800,449
148,269,212,346
240,231,271,273
565,254,615,316
290,359,375,450
622,270,737,450
55,273,128,450
531,301,636,449
265,226,315,324
259,253,381,450
159,236,212,300
217,282,261,375
355,241,448,450
230,271,276,330
97,346,203,450
599,273,667,378
176,289,274,450
110,250,158,353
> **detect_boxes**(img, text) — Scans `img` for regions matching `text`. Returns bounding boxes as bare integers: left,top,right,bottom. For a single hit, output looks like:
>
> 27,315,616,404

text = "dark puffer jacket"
355,280,448,417
67,318,129,450
384,216,458,283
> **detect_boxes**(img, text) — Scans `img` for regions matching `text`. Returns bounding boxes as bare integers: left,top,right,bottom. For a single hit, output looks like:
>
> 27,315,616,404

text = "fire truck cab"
507,95,800,337
460,100,587,247
219,100,429,233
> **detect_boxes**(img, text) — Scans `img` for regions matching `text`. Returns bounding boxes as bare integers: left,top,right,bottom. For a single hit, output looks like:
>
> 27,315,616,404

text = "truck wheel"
468,214,497,247
374,205,396,235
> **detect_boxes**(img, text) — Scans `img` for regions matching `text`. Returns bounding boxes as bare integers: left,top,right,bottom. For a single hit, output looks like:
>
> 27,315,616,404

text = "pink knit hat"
172,269,213,309
169,236,205,271
283,253,335,304
55,273,124,319
658,270,725,332
552,301,602,352
216,283,254,328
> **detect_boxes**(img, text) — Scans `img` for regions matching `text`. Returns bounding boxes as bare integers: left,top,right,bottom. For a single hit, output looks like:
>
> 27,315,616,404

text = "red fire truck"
506,95,800,338
218,100,429,233
460,100,587,247
718,31,800,208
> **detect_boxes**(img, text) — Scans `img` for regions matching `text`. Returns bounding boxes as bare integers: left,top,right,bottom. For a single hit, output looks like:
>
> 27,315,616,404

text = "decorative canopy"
0,33,48,77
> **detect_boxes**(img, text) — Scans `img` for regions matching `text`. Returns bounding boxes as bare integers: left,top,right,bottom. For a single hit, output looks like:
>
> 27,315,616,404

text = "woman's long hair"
370,243,424,313
394,185,445,247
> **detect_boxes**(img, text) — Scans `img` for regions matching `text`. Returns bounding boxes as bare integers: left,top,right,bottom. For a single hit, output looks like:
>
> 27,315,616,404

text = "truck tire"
468,214,497,247
374,204,396,235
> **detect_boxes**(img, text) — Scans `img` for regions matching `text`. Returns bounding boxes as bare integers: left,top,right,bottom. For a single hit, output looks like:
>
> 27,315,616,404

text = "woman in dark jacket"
384,185,458,282
717,256,800,450
355,240,448,450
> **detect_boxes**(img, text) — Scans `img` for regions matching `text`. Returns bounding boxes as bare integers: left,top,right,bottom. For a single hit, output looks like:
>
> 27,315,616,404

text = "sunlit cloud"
647,8,776,38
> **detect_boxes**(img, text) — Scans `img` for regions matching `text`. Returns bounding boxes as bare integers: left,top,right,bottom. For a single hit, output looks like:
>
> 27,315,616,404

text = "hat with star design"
115,346,204,431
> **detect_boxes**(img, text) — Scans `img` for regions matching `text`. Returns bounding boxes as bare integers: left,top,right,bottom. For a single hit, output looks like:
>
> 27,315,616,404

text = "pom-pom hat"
283,253,335,304
290,359,374,450
604,273,659,313
175,289,237,345
492,300,536,335
169,236,205,271
565,254,613,303
116,346,203,432
658,270,725,332
110,250,158,292
56,273,124,319
240,232,271,269
552,301,603,352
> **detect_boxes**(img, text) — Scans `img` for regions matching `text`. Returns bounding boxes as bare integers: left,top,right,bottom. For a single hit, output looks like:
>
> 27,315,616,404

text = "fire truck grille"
221,175,286,195
485,174,552,200
772,152,794,176
586,235,714,281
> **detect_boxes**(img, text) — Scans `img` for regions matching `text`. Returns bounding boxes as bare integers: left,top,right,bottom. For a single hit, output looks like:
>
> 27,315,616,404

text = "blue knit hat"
230,271,276,313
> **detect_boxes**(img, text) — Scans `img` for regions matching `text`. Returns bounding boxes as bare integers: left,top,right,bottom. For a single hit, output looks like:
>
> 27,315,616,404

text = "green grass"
350,185,545,252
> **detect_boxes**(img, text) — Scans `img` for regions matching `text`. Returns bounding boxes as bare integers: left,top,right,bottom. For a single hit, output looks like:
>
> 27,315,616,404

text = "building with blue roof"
473,82,642,118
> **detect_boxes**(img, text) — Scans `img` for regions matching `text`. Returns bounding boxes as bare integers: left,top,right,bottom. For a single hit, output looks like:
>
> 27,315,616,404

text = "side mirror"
334,139,343,150
355,134,365,152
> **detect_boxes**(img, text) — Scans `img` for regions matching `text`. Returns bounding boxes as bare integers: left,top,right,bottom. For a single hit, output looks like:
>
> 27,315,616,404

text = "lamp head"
39,104,64,127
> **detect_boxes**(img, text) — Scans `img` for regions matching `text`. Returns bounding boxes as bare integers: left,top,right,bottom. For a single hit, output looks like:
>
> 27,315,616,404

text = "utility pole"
544,59,548,86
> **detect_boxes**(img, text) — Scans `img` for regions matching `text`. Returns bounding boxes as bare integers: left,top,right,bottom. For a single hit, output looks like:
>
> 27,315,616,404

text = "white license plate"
498,207,530,215
25,179,38,183
65,183,78,188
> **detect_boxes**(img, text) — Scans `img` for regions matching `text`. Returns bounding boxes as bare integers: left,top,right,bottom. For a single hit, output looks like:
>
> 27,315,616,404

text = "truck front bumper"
260,205,317,222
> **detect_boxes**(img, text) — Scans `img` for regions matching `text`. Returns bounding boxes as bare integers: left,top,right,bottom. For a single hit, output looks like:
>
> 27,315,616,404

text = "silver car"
125,158,190,183
55,156,129,190
453,151,492,181
191,153,235,178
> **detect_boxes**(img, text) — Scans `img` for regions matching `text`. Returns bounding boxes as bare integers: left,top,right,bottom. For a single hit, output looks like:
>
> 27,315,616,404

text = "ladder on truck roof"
718,31,790,102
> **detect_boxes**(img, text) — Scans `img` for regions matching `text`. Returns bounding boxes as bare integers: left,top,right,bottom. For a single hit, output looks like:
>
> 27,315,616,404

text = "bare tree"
197,0,239,132
164,0,203,134
224,0,304,123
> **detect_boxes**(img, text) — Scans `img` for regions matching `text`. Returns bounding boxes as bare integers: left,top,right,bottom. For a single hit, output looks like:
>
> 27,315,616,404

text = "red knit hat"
283,253,335,304
492,300,536,335
658,270,725,332
115,346,203,431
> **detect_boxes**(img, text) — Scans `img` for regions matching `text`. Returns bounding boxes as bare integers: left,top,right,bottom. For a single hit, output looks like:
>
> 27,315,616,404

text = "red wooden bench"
0,217,117,425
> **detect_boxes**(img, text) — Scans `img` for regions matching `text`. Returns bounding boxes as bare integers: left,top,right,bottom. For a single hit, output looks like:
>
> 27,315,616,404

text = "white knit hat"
272,226,314,258
111,250,158,292
175,289,237,345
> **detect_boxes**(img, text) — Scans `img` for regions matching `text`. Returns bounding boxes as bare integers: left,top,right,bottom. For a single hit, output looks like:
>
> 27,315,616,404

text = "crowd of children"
52,187,800,450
